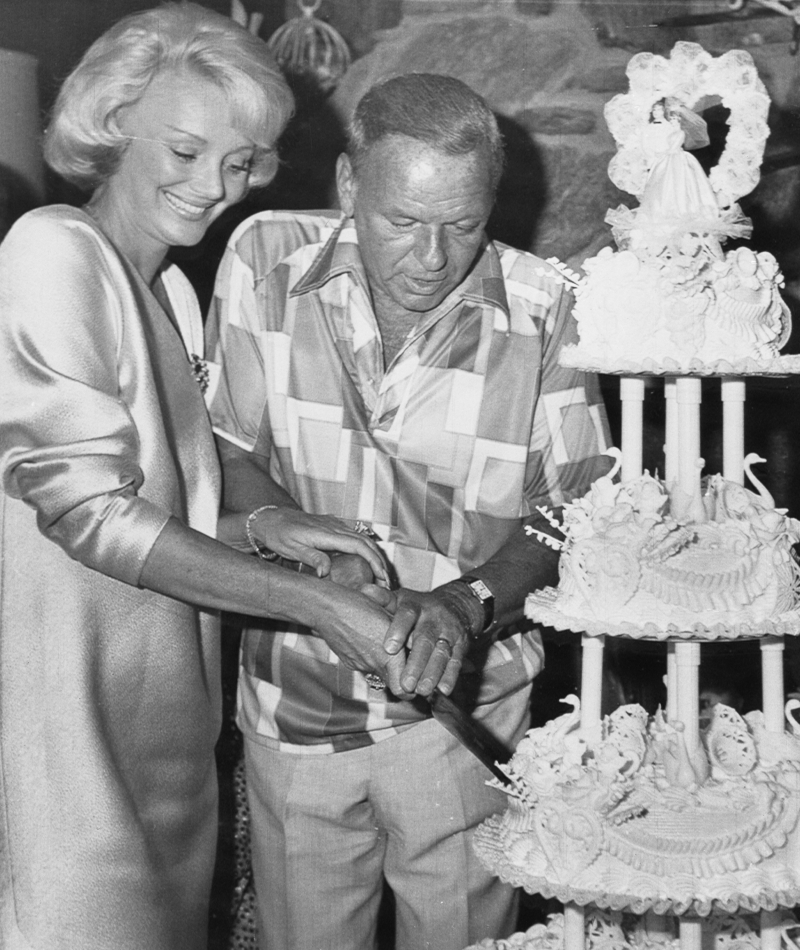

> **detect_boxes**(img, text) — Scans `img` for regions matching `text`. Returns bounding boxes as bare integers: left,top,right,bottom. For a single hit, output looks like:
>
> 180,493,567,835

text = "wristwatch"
458,575,495,635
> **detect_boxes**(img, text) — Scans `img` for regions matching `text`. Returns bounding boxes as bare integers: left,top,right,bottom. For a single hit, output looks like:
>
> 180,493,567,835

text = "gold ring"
435,638,452,652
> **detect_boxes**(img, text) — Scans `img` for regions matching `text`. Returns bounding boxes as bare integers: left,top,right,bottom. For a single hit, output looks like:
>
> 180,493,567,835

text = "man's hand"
381,588,477,698
328,553,376,590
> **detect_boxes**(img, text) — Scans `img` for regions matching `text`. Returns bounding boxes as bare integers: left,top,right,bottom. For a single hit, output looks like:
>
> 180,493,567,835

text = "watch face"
468,579,492,601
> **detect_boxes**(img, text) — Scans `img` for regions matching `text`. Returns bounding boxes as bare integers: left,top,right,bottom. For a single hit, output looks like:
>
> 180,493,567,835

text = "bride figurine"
607,97,751,263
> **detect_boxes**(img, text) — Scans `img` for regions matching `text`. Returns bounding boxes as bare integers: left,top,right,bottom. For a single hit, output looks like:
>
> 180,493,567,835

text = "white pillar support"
564,904,586,950
666,642,678,723
721,377,746,485
620,376,645,482
761,910,783,950
580,634,605,748
675,641,701,753
673,377,704,523
679,917,703,950
665,378,678,489
761,637,785,733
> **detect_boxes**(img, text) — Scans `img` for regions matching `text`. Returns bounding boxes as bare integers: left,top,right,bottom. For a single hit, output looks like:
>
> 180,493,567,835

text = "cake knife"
429,689,512,785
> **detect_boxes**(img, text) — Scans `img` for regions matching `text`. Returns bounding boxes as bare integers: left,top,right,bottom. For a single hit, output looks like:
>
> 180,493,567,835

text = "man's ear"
336,154,356,218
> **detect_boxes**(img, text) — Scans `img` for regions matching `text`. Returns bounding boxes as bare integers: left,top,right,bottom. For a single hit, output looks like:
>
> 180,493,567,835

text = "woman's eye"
171,149,197,163
227,161,252,176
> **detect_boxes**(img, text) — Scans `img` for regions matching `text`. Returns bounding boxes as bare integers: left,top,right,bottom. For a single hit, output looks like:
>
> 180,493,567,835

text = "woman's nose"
193,159,226,200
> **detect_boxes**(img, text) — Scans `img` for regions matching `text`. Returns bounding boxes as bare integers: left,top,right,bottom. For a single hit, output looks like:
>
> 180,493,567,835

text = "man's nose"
415,226,447,271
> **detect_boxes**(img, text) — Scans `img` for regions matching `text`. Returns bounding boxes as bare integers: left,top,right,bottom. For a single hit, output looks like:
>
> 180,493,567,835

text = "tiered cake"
473,42,800,950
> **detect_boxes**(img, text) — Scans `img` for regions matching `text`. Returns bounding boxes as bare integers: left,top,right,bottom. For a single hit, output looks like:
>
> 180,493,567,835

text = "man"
207,73,610,950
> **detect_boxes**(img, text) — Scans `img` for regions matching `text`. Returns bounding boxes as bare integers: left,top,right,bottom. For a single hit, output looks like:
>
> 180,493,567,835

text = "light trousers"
244,687,531,950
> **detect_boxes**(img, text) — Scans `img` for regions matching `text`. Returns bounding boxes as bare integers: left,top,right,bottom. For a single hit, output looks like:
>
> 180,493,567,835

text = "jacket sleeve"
0,211,170,585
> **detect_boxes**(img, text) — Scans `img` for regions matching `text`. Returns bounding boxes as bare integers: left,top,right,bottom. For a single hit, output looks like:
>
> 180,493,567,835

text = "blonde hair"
45,2,294,191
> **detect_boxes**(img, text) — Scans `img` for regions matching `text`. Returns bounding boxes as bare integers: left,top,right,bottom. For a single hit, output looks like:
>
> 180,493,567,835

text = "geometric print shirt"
207,211,611,753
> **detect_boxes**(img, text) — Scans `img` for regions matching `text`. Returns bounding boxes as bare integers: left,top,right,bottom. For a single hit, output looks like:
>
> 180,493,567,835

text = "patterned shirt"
207,211,610,753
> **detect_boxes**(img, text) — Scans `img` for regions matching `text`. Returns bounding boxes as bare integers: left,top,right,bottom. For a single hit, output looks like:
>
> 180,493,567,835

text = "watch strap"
458,575,495,634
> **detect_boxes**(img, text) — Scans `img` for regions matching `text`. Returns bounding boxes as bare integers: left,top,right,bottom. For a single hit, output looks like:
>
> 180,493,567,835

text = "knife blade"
429,689,512,784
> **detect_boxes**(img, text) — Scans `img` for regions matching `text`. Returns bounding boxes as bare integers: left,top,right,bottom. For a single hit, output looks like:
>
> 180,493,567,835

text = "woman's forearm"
138,516,415,697
140,516,328,627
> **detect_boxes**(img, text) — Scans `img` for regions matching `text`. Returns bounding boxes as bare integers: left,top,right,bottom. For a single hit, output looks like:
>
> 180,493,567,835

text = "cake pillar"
721,378,746,485
664,379,678,490
644,911,672,940
580,634,605,747
761,911,783,950
666,643,678,723
620,376,645,481
674,641,701,753
672,378,704,523
679,916,703,950
761,636,785,732
564,904,585,950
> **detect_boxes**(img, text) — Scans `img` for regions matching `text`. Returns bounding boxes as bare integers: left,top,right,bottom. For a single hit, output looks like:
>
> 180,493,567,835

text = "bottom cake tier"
474,697,800,916
463,909,800,950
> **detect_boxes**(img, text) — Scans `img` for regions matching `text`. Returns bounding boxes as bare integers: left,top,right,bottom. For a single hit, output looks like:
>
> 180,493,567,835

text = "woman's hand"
248,508,390,587
313,585,414,700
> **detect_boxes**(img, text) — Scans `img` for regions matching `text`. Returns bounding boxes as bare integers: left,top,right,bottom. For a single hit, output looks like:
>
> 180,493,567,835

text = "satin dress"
0,206,222,950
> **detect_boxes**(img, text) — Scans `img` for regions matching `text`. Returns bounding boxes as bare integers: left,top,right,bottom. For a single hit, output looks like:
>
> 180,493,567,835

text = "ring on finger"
365,672,386,691
354,520,378,539
435,637,452,652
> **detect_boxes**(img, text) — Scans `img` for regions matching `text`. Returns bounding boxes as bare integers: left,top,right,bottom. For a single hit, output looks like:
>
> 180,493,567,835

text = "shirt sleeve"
206,225,271,455
523,277,613,511
0,211,172,586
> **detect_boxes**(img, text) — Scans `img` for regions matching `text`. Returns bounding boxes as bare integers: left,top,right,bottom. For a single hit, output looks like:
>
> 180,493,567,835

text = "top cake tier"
559,42,795,378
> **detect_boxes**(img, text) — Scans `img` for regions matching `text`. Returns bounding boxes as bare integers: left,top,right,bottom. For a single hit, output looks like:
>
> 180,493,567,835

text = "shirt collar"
289,216,511,327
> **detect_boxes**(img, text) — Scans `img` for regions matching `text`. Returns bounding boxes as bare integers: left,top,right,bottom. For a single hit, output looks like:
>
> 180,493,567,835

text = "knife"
429,689,512,784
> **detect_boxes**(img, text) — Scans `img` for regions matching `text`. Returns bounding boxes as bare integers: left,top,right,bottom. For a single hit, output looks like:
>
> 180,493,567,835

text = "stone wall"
328,0,800,305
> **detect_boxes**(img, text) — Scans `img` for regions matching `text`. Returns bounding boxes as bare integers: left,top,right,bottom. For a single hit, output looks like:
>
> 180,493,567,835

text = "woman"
0,6,408,949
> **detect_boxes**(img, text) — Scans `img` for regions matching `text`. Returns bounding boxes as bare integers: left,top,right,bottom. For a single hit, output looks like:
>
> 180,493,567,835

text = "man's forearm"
439,508,563,635
216,436,298,508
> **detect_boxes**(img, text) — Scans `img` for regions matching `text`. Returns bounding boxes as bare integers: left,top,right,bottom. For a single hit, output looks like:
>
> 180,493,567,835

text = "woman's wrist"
246,504,279,560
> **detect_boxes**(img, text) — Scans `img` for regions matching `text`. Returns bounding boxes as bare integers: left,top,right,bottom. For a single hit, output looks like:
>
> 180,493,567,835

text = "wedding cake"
557,42,796,377
472,42,800,950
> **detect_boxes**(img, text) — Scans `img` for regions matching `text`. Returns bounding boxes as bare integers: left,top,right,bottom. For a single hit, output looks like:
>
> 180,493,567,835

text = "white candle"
721,378,746,485
620,376,645,482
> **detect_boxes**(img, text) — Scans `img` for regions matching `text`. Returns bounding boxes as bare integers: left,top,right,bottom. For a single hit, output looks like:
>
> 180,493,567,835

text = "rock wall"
329,0,800,304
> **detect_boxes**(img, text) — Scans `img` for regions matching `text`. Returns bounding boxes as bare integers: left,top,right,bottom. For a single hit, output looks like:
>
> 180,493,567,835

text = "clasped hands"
323,551,476,702
248,507,477,701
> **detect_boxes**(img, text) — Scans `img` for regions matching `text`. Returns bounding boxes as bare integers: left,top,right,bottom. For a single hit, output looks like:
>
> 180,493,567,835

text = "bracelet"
245,505,280,561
